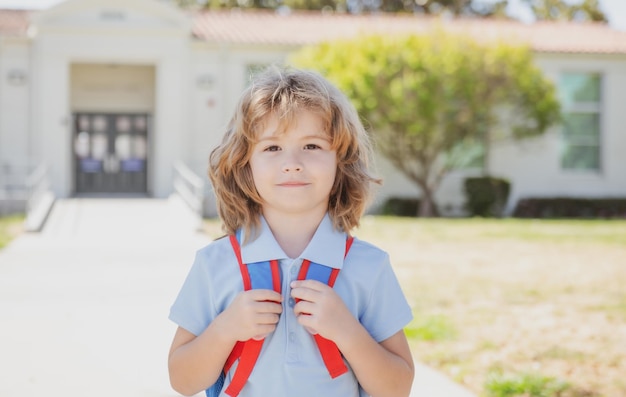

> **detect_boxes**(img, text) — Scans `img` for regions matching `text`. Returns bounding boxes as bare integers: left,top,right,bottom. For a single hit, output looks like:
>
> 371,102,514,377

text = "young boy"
168,66,414,397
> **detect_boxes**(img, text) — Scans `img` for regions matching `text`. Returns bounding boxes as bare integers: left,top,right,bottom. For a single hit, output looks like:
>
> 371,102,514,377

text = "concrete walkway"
0,197,476,397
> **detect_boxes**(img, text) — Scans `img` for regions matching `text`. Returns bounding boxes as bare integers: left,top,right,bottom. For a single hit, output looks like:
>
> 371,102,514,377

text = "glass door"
73,113,149,194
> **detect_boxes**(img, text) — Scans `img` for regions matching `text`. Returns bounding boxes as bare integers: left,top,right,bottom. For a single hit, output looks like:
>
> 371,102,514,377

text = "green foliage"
521,0,607,22
290,32,560,216
0,215,23,250
484,370,571,397
405,314,456,341
464,177,511,217
173,0,605,21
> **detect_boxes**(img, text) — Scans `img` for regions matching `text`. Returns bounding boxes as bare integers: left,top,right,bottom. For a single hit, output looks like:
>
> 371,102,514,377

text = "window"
559,72,602,171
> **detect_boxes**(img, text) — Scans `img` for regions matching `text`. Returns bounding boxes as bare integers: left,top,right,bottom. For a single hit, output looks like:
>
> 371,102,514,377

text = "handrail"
25,163,50,214
173,161,204,227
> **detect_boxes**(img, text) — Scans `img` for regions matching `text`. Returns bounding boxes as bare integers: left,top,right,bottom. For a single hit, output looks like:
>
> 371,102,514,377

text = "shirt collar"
239,213,347,269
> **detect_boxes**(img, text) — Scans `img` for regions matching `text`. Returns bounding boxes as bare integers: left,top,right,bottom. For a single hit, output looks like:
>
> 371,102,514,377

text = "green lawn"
355,216,626,397
0,214,24,249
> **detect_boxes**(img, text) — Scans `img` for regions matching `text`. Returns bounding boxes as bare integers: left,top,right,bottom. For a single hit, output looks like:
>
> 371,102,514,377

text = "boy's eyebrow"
302,134,332,142
257,133,331,142
256,135,278,142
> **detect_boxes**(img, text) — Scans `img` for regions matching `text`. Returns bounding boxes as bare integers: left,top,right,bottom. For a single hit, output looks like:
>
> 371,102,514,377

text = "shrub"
380,197,421,217
513,198,626,219
464,177,511,217
380,197,442,217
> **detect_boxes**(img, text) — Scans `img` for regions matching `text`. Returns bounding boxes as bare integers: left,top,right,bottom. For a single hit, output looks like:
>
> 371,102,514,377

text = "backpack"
206,234,354,397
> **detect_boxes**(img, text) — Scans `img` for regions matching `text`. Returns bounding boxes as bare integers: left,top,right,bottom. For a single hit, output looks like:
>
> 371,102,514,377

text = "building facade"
1,0,625,216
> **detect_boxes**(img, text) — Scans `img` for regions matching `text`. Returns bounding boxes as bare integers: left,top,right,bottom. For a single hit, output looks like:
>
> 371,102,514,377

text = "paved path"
0,197,476,397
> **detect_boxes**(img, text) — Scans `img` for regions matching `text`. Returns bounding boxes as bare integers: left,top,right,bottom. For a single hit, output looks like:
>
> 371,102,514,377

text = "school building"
1,0,625,221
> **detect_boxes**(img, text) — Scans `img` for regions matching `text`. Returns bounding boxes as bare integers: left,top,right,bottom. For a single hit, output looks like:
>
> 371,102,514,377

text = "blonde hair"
208,66,380,239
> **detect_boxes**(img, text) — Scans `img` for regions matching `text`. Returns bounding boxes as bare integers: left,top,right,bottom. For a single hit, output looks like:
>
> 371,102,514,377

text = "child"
168,66,414,397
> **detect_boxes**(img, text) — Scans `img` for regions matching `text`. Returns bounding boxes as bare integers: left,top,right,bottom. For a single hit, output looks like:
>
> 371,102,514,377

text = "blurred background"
0,1,625,397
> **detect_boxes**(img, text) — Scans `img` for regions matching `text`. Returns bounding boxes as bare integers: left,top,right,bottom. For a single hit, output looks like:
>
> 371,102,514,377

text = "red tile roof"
2,7,626,55
191,10,626,55
0,9,32,37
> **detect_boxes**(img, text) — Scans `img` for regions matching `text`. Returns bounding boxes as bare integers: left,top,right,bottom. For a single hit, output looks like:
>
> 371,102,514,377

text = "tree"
171,0,605,23
290,32,561,216
522,0,607,22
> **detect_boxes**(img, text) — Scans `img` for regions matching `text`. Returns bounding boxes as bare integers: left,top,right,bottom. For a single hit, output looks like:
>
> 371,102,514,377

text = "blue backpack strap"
206,233,282,397
205,374,224,397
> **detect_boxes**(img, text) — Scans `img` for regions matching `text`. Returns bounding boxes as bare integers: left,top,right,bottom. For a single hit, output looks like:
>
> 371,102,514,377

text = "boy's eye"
304,144,321,150
264,145,281,152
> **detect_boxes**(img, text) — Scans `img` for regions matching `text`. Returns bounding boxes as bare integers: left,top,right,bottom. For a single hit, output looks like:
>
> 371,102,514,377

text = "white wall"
0,38,32,171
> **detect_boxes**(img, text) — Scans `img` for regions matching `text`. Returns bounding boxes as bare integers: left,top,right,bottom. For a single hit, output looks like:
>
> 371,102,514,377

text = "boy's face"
249,109,337,219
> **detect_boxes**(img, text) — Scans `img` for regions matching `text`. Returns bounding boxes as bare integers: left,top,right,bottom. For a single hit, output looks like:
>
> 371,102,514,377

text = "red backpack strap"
222,234,354,395
223,234,281,397
296,236,354,379
224,340,264,397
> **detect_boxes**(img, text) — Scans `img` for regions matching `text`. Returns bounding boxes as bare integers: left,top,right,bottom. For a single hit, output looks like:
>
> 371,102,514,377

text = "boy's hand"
217,289,282,342
290,280,357,343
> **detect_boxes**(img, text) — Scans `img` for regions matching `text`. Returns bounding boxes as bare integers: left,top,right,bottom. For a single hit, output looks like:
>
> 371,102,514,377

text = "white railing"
173,161,204,228
25,163,50,214
23,163,55,232
0,161,54,230
0,162,31,215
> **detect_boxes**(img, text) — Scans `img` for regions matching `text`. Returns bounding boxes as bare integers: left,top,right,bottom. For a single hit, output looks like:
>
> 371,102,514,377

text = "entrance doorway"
73,113,150,194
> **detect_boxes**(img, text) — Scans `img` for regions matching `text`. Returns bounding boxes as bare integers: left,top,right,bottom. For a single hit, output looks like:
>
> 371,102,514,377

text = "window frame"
559,71,604,173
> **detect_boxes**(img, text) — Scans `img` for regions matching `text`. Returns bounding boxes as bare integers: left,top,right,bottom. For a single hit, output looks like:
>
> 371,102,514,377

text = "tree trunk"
418,186,437,217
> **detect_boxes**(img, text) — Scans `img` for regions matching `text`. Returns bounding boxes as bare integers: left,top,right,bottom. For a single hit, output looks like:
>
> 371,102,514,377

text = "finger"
251,324,278,340
255,312,281,325
290,285,322,303
247,289,283,303
290,279,327,291
293,300,315,316
295,312,318,335
257,300,283,314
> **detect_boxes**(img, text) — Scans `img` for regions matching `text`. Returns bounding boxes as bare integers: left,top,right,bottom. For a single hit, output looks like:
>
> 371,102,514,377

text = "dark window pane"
562,113,600,144
559,73,601,106
562,145,600,170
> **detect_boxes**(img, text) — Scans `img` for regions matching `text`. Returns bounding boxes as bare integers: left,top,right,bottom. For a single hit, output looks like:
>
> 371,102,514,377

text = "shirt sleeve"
359,253,413,343
168,250,216,336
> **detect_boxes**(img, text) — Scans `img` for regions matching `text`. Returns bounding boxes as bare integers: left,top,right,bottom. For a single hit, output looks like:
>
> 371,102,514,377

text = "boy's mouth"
278,181,309,187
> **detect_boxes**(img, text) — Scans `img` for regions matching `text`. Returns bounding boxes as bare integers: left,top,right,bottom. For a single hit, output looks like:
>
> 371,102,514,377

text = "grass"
359,216,626,245
353,216,626,397
484,370,571,397
0,214,24,249
405,313,457,341
202,215,626,396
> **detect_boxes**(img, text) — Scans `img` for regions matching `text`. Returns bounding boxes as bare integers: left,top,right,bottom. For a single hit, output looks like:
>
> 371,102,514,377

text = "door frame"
72,112,152,195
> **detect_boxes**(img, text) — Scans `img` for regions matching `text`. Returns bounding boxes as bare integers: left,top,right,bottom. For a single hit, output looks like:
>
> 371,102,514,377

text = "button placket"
284,258,302,363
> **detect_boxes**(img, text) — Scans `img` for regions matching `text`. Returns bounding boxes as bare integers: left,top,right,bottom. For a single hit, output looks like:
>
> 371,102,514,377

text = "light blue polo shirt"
169,214,413,397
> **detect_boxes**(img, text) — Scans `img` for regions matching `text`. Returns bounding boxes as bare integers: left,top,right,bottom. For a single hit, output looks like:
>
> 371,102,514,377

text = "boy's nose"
282,162,302,172
282,152,303,172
